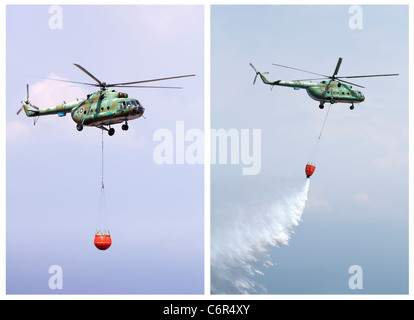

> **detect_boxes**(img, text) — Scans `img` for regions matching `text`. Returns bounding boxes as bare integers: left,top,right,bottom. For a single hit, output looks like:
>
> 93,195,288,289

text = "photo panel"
210,4,408,294
6,4,204,294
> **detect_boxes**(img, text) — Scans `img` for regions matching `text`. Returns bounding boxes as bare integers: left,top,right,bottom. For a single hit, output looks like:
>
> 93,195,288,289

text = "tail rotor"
250,63,259,85
17,84,39,115
250,63,268,85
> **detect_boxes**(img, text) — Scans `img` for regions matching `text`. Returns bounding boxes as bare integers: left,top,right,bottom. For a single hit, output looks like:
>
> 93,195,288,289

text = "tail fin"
20,102,39,117
19,102,40,125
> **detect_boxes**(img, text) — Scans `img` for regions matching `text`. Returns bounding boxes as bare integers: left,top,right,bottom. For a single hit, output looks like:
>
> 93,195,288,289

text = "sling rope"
101,129,104,190
318,103,332,141
96,129,109,235
94,129,111,250
308,103,332,163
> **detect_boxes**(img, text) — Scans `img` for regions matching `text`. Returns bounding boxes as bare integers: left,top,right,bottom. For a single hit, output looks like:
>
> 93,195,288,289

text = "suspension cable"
101,129,104,190
318,103,332,141
308,103,332,163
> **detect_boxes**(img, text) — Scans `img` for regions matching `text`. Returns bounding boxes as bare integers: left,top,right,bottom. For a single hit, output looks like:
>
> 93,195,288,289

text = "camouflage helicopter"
250,57,398,110
17,64,195,136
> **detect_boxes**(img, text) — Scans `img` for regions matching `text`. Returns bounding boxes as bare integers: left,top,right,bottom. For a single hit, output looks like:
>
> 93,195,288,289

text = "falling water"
211,179,310,294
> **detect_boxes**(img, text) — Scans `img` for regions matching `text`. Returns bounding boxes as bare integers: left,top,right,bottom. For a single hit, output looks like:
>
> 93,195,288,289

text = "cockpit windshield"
131,100,141,106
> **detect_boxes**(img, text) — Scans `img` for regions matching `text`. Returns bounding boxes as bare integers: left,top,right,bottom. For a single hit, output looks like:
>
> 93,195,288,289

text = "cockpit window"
130,100,137,107
126,101,132,108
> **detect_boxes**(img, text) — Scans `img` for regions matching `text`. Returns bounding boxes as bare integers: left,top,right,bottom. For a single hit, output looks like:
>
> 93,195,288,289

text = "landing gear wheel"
122,123,129,131
319,103,324,109
350,104,354,110
108,128,115,136
76,123,83,131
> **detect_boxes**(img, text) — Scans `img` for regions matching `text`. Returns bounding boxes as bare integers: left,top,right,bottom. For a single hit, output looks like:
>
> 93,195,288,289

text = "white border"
1,0,412,301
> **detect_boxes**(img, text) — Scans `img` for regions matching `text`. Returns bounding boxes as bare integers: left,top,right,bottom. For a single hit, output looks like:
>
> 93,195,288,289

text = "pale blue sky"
211,5,408,294
6,5,204,294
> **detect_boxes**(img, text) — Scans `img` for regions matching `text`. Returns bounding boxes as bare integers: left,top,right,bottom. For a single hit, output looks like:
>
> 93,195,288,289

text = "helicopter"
17,64,195,136
250,57,398,110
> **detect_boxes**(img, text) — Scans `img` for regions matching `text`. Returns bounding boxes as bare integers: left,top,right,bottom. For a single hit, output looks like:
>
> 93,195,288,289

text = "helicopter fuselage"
258,74,365,105
22,89,145,129
306,80,365,104
70,90,145,127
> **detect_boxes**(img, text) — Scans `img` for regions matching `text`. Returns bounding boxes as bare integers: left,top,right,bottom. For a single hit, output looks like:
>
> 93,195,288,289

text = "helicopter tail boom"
18,83,77,118
250,63,314,89
20,101,80,118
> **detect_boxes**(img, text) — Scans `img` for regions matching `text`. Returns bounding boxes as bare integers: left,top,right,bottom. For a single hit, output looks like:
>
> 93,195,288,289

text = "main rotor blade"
250,63,258,73
337,73,399,79
333,57,343,77
74,63,104,86
110,85,183,89
293,77,330,82
272,63,329,78
337,79,365,88
46,77,99,86
108,74,195,87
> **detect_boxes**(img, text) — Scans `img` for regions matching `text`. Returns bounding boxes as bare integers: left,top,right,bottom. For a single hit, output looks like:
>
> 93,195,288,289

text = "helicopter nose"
132,106,145,115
